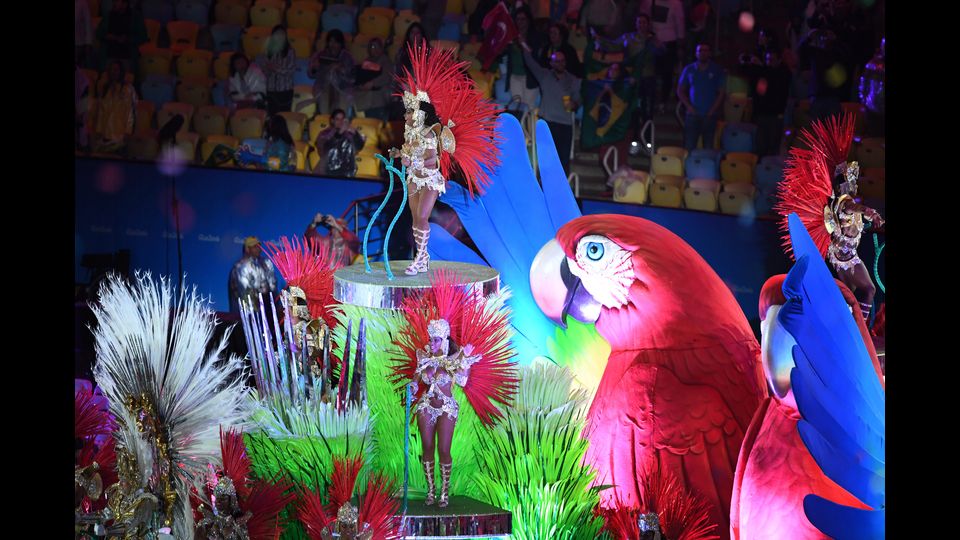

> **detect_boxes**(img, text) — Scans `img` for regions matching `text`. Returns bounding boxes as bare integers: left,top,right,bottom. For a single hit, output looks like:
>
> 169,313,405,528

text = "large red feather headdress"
397,43,502,197
262,235,341,329
773,112,856,258
389,269,518,426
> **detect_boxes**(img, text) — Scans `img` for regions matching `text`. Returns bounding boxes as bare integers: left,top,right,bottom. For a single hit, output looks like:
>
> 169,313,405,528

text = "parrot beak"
531,239,602,328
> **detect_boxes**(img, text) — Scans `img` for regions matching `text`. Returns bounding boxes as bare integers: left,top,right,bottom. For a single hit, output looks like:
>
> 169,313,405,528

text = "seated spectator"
95,0,147,70
354,38,393,121
305,213,361,268
538,22,584,79
314,109,365,177
677,43,725,150
309,29,355,115
257,25,297,116
742,50,792,157
228,53,266,110
263,115,296,172
518,39,581,175
93,60,138,154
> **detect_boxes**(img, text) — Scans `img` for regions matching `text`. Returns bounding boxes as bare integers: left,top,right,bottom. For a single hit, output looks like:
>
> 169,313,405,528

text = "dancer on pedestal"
390,271,518,507
387,44,500,275
774,112,885,322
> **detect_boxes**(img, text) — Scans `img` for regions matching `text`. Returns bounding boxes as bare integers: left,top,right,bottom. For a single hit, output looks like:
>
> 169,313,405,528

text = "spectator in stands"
95,0,148,71
677,43,725,150
76,65,90,152
258,25,297,116
93,60,138,154
76,0,93,68
743,50,792,157
539,22,584,79
305,213,361,268
797,27,849,122
228,53,266,110
505,4,541,112
414,0,448,40
393,23,430,119
354,38,393,121
519,40,581,175
467,0,500,41
859,37,884,136
228,236,278,314
581,0,624,37
314,109,365,178
647,0,685,112
309,29,355,115
263,115,296,172
623,13,661,146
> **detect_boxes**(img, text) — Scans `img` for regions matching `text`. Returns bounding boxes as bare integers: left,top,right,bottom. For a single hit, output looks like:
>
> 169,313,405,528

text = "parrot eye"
586,242,604,261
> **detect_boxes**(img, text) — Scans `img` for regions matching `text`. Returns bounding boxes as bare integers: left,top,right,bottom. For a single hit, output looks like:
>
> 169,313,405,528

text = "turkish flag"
478,2,517,70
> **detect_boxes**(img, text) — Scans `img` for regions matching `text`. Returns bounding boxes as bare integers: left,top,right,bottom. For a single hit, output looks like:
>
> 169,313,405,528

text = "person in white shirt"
228,53,266,110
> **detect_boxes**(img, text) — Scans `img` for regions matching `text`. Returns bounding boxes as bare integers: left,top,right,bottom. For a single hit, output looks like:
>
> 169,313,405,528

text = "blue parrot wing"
535,119,582,231
779,214,885,536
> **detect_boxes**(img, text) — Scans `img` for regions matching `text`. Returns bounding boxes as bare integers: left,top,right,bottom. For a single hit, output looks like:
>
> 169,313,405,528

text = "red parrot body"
533,215,767,538
729,275,879,539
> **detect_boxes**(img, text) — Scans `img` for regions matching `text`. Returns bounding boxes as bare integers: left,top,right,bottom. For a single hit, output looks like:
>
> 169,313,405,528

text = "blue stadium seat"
684,154,719,180
211,80,228,107
722,122,757,153
323,5,358,35
755,160,785,193
293,58,313,86
689,148,723,161
437,19,462,41
141,74,177,105
176,1,209,26
396,0,414,9
370,0,394,7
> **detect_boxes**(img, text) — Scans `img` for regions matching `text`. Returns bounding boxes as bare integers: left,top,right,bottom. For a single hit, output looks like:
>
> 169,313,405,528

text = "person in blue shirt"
677,43,726,150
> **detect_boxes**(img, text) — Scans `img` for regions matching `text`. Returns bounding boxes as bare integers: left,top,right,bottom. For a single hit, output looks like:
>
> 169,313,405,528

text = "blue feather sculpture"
780,213,885,540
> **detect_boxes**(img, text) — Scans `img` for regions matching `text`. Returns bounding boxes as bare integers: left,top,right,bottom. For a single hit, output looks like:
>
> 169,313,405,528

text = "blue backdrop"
75,159,385,311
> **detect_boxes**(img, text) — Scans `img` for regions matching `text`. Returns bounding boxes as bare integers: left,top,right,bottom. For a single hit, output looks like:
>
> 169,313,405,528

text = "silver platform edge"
333,261,500,310
400,496,512,538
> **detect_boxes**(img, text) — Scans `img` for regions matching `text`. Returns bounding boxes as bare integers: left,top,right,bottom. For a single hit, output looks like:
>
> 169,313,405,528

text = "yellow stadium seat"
215,1,249,26
176,49,214,79
293,140,310,171
352,117,384,150
393,10,420,42
135,101,155,134
612,171,649,204
649,182,682,208
446,0,463,14
719,191,754,215
177,77,213,108
279,111,307,141
724,93,751,123
857,138,885,168
195,105,229,137
126,132,159,161
725,151,759,167
720,158,755,184
655,145,688,160
287,3,321,33
723,182,756,196
651,154,684,177
230,108,267,140
653,174,685,189
138,46,173,78
469,69,495,100
250,4,284,28
308,113,331,143
166,20,200,55
157,102,195,133
355,151,382,178
175,131,200,163
358,8,394,39
242,26,273,58
201,135,240,166
684,186,719,212
145,18,162,45
292,85,316,116
214,51,233,80
288,28,316,59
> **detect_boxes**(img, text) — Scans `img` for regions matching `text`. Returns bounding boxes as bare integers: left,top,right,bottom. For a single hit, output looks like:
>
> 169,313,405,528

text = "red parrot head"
531,215,753,351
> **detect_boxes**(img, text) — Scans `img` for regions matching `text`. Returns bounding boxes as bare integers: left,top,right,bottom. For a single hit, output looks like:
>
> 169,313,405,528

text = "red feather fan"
396,43,502,196
598,465,718,540
326,455,364,516
262,235,341,329
219,427,253,500
75,385,117,511
390,269,518,426
774,112,856,259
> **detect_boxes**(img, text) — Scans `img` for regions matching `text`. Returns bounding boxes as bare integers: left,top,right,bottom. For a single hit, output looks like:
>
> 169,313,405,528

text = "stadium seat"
140,74,177,105
210,23,243,53
287,3,321,33
126,132,160,161
358,7,395,40
144,19,162,45
250,3,284,28
355,151,383,178
648,182,682,208
651,154,684,177
724,93,751,123
176,1,210,26
612,171,649,204
242,26,273,58
175,131,200,163
230,108,267,139
166,20,200,55
176,77,213,108
684,185,719,212
278,111,307,141
721,122,757,153
720,158,755,185
685,154,719,180
201,134,240,166
292,85,316,116
176,49,214,79
308,113,332,142
287,28,315,59
323,5,358,35
655,146,688,160
139,46,173,78
351,117,384,150
194,105,230,137
157,102,195,133
215,1,249,26
393,10,420,41
719,191,754,215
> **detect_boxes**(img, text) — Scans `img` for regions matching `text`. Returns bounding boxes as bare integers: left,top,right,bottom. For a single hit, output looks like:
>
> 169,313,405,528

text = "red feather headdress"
389,269,518,426
774,112,856,258
397,43,502,197
263,235,340,329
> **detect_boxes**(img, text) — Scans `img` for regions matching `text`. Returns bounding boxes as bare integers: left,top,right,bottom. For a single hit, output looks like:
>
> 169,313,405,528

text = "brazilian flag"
580,37,637,150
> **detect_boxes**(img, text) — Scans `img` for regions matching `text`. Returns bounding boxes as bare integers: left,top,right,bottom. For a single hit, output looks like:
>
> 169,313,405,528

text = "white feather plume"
91,272,251,538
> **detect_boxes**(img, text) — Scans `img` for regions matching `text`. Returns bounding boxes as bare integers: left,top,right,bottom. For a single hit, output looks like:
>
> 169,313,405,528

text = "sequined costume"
825,193,864,271
411,344,482,425
402,122,447,194
228,255,278,312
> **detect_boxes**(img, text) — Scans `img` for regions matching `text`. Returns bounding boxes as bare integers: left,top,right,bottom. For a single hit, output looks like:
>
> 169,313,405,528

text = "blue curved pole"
362,154,397,274
381,158,408,281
